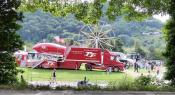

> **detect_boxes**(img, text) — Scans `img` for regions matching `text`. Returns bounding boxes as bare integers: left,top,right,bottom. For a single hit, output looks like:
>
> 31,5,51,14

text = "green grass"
18,67,133,82
18,64,153,82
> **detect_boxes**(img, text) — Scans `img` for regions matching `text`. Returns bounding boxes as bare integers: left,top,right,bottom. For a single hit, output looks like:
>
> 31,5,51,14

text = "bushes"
0,53,19,84
107,75,162,91
134,76,152,87
0,75,28,90
108,80,133,90
107,74,134,91
16,74,28,90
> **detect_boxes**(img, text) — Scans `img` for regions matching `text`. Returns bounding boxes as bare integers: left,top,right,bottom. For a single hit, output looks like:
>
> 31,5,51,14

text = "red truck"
15,43,125,72
65,47,125,72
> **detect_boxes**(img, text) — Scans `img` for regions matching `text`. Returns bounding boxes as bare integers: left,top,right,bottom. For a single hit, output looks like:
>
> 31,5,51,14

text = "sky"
153,14,170,23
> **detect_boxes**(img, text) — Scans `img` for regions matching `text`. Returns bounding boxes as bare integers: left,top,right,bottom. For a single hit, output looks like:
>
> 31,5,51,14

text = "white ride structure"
79,21,115,50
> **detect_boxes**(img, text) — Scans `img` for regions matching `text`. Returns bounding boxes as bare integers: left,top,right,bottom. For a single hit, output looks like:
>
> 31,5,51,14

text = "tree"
162,0,175,85
0,53,19,84
163,19,175,85
118,35,135,47
147,47,164,60
134,41,146,58
64,38,74,46
20,0,170,23
0,0,23,84
110,38,124,52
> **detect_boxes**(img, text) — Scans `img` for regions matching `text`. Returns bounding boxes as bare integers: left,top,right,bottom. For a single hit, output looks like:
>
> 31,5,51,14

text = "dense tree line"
0,0,23,84
18,10,163,46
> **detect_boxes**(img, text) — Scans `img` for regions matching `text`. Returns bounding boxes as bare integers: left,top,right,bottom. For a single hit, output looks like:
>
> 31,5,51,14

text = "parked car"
111,52,135,69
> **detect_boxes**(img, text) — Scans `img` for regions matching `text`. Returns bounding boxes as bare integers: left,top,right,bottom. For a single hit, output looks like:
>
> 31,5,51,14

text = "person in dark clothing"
151,62,154,71
135,54,140,62
134,62,139,72
134,55,140,72
51,68,56,83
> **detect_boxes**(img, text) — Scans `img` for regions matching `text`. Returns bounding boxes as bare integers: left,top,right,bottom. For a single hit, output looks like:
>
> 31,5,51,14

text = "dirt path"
125,67,165,80
28,81,108,88
125,70,141,78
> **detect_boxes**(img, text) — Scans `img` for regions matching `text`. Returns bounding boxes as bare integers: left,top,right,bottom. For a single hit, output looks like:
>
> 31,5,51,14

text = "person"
156,65,160,76
151,62,154,71
106,67,112,74
147,62,151,75
141,73,144,76
134,54,139,72
145,60,149,70
83,76,87,84
134,62,139,72
51,68,56,84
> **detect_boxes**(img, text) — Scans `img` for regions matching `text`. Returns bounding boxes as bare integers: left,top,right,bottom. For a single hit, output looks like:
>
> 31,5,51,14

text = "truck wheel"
85,64,92,71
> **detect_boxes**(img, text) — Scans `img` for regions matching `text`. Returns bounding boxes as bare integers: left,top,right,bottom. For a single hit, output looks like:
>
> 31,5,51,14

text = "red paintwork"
57,61,81,69
103,49,125,71
38,60,81,69
33,43,66,55
15,43,125,71
14,51,28,66
63,47,125,71
65,47,101,63
39,60,58,68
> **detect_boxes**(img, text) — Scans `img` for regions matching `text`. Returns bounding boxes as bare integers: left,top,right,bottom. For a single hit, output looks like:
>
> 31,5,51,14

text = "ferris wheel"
78,21,116,50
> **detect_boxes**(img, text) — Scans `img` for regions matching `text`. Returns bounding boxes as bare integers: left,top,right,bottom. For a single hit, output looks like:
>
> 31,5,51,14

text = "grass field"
18,67,134,82
18,64,156,82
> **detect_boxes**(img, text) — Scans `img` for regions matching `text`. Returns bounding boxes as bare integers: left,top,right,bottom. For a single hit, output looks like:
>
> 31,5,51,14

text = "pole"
95,39,98,48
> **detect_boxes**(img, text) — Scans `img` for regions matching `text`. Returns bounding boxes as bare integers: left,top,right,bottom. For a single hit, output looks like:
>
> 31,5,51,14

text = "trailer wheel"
85,64,92,71
113,67,119,72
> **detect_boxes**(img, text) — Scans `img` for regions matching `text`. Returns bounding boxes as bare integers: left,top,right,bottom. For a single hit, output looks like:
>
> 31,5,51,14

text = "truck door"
103,50,125,71
103,50,111,65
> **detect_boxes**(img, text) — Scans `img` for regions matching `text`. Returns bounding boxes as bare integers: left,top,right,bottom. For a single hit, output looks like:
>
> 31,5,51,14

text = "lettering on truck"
84,52,96,58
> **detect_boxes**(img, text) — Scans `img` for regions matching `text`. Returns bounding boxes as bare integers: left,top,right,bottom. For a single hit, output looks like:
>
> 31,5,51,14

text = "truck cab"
87,49,125,72
104,50,125,71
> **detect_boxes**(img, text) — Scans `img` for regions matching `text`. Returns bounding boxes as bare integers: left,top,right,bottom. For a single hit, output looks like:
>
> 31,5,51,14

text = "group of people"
146,61,161,76
133,55,161,76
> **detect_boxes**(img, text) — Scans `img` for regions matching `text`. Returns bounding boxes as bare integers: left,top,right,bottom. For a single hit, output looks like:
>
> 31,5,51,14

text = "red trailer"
25,43,81,69
65,47,125,72
15,43,125,72
33,43,125,72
